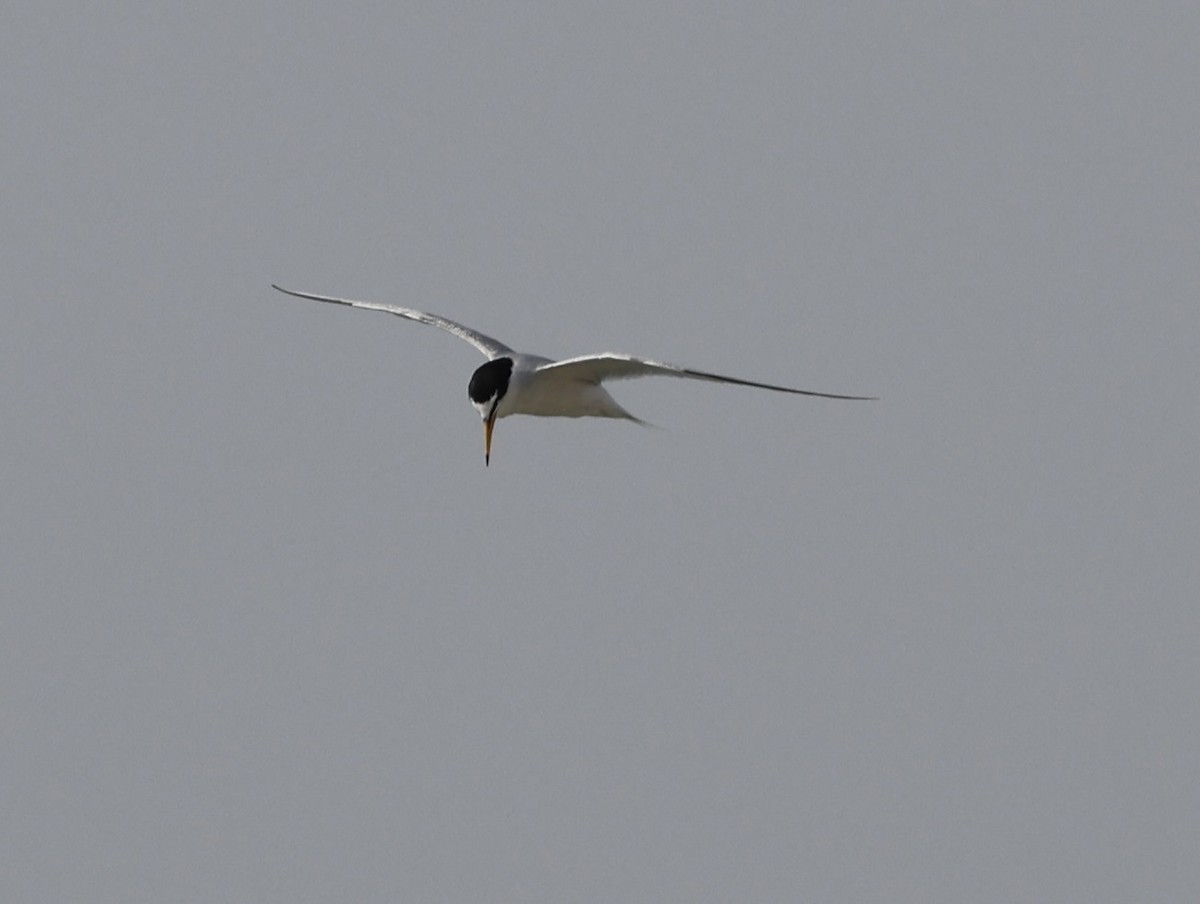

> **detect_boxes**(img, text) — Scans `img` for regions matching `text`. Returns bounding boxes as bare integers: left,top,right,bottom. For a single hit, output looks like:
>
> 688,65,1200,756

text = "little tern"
272,284,875,465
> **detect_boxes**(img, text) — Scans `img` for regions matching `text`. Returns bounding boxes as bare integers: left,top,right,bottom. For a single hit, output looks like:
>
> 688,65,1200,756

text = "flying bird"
272,284,875,465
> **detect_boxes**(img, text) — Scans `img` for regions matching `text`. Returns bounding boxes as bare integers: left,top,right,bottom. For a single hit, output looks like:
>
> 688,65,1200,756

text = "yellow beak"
483,412,495,466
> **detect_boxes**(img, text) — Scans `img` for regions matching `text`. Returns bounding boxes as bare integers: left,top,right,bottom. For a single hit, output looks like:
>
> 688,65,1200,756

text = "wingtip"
270,284,314,302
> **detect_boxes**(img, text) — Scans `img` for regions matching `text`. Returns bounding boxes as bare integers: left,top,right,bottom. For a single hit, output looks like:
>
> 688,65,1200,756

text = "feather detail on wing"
271,285,513,359
535,354,876,400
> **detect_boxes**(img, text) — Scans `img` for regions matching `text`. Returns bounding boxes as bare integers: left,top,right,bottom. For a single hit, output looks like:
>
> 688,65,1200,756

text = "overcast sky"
3,3,1198,902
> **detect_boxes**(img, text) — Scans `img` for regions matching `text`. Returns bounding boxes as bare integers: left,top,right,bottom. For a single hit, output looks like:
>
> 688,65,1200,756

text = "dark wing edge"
537,353,877,400
270,284,513,358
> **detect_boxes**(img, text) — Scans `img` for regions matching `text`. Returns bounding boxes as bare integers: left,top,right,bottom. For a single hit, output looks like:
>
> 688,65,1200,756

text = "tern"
272,284,875,465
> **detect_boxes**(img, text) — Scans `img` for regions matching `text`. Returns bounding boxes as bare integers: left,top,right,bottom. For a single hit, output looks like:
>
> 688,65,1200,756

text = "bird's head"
467,357,513,466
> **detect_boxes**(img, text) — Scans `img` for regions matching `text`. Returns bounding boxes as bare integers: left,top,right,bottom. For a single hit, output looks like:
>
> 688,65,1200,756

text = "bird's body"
492,354,645,422
271,284,874,464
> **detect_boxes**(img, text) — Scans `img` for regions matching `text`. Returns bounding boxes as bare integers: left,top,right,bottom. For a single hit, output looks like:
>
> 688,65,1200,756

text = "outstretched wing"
535,353,876,400
271,285,514,359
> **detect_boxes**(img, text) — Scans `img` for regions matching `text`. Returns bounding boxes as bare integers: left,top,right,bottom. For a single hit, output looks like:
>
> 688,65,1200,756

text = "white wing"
271,285,514,359
535,353,876,400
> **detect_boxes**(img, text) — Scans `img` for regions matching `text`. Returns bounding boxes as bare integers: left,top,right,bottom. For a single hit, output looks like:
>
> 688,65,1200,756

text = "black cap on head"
468,357,514,406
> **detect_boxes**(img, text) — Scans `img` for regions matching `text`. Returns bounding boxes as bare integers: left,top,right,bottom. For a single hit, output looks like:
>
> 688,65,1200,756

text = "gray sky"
4,3,1198,901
